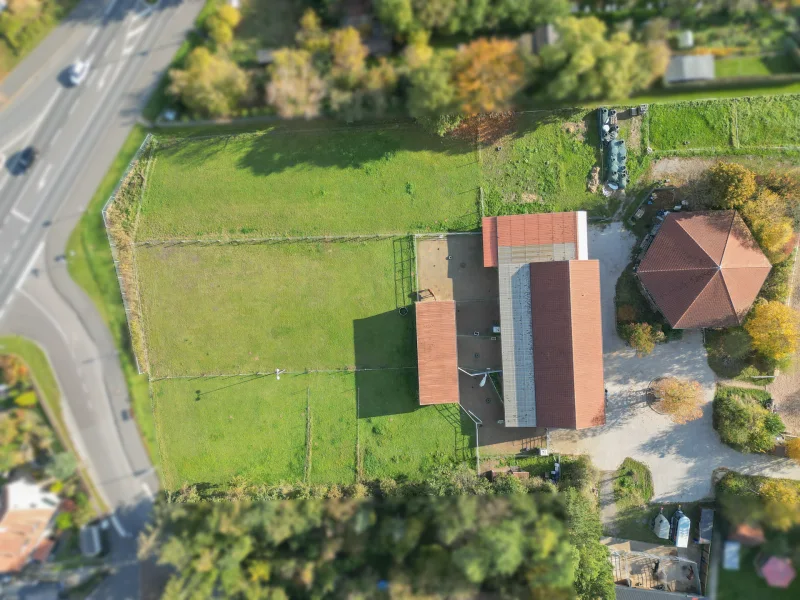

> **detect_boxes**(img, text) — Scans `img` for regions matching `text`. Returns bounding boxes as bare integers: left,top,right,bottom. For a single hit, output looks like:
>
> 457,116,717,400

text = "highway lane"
0,0,205,596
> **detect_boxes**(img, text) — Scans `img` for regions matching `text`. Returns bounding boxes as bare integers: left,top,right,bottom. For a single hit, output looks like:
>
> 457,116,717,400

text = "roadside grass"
0,0,81,81
153,370,472,490
64,126,159,475
480,110,613,217
135,240,415,377
648,100,733,151
718,546,800,599
736,95,800,147
612,457,654,511
0,336,107,513
137,124,480,240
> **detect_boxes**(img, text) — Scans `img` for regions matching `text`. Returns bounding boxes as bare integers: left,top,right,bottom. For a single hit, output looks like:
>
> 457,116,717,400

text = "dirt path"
598,470,619,534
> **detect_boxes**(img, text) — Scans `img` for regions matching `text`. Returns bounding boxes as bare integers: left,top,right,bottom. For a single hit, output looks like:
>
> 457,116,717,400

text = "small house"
670,507,690,548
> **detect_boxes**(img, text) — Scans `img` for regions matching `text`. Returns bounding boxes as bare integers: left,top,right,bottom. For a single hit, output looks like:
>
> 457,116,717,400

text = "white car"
69,60,90,86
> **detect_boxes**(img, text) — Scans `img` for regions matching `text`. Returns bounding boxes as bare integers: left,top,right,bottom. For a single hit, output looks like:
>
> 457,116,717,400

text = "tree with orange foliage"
0,355,28,387
787,437,800,463
454,38,524,115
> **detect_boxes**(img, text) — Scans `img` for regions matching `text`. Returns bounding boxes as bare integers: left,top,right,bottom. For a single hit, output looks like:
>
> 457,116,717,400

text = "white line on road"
97,64,112,90
14,242,43,292
37,164,52,190
122,44,136,57
142,482,154,500
110,515,131,538
85,28,99,47
11,208,30,223
127,22,148,40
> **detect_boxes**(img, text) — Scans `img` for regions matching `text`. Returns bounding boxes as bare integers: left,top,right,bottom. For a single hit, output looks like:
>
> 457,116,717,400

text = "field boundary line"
356,387,362,482
149,366,417,381
149,379,171,493
135,233,419,247
304,387,312,484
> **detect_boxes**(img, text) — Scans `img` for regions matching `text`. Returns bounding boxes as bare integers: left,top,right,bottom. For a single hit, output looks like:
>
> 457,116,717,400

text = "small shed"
723,540,741,571
256,49,276,65
652,508,670,540
678,30,695,50
698,508,714,544
665,55,715,84
670,508,690,548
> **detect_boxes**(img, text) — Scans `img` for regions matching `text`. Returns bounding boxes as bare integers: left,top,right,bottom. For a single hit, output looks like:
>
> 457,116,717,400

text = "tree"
331,58,398,121
745,301,800,364
454,38,524,114
407,51,459,126
14,391,37,407
266,49,327,119
403,29,434,70
642,17,670,41
740,187,794,261
216,4,241,28
0,354,29,387
495,0,570,29
205,15,233,47
413,0,458,32
651,377,704,424
168,47,248,117
374,0,414,34
622,322,660,356
330,27,368,87
45,452,77,480
295,8,330,53
760,479,800,531
708,162,757,210
787,437,800,463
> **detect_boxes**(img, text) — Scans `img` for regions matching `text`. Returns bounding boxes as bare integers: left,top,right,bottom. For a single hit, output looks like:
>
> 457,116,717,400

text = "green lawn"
480,110,611,216
137,124,480,240
64,127,159,475
648,100,733,150
136,239,415,377
153,371,473,491
715,55,796,78
718,546,800,600
735,95,800,147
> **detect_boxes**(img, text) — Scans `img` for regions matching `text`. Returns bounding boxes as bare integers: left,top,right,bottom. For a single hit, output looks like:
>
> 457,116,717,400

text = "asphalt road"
0,0,204,596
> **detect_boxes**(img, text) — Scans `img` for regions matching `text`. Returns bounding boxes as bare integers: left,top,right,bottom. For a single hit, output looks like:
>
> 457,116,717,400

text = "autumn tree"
330,58,399,121
168,47,248,117
744,301,800,364
266,49,327,119
403,29,434,70
651,377,704,424
407,50,459,130
330,27,368,87
622,322,661,356
741,187,794,262
454,38,525,114
374,0,414,34
787,437,800,463
204,5,240,48
0,354,28,387
216,4,241,28
708,162,757,210
295,8,330,54
760,479,800,531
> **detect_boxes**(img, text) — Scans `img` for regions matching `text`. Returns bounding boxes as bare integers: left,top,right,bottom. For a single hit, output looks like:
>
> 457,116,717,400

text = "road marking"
51,128,62,145
122,44,136,57
110,515,131,538
127,23,147,40
37,164,52,190
97,64,112,90
142,482,154,500
14,242,43,292
85,28,99,47
11,208,30,223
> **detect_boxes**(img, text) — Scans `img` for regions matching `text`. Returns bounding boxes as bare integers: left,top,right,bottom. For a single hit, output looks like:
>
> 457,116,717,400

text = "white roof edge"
576,211,588,260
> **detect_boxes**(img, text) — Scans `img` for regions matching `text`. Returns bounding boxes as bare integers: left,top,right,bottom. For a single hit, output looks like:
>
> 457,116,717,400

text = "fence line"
149,366,417,382
101,133,153,375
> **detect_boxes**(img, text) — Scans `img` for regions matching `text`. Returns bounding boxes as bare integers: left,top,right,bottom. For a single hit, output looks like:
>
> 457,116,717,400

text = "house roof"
637,211,771,329
665,54,715,83
530,260,605,429
415,301,459,405
0,479,59,573
482,212,586,268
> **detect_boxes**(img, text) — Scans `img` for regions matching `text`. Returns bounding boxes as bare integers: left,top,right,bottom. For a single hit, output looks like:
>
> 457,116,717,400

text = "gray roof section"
665,55,715,84
498,257,536,427
615,586,706,599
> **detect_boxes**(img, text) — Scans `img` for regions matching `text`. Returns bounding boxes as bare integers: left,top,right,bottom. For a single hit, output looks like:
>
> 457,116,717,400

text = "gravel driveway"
550,224,800,501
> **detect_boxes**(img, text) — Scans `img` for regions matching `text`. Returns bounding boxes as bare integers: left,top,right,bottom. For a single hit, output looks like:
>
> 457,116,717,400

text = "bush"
760,253,794,303
613,458,654,508
13,390,37,407
55,512,74,531
745,300,800,365
787,437,800,462
713,386,783,453
622,322,662,356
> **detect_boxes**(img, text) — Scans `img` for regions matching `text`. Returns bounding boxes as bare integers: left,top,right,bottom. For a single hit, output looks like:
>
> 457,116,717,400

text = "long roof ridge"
566,261,577,426
716,210,737,267
674,210,732,267
674,269,724,328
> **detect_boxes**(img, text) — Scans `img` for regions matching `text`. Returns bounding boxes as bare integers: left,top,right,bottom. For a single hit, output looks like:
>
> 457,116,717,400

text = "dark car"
15,146,38,174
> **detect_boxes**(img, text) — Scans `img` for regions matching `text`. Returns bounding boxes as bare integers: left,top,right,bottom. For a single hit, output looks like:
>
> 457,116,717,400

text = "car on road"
68,60,90,86
13,146,37,174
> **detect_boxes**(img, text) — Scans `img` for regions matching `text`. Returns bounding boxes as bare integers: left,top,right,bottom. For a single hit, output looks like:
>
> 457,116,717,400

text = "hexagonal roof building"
637,211,771,329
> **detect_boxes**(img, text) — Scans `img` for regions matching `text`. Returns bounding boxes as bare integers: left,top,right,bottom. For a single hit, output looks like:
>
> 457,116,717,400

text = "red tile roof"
482,213,581,267
415,301,460,405
483,217,498,267
638,211,771,329
530,260,605,429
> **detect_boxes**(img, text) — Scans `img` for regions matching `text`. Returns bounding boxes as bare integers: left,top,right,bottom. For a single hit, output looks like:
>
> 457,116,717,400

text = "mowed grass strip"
135,240,415,377
137,124,480,240
648,100,733,150
358,370,475,480
481,111,606,216
735,95,800,147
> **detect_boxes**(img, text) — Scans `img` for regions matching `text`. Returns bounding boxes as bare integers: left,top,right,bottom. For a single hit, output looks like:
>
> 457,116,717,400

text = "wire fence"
102,133,153,375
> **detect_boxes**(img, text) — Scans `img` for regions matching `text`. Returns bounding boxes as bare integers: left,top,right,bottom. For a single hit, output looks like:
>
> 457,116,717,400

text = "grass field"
153,371,473,490
136,239,414,377
138,124,480,240
481,110,611,216
648,101,732,150
736,95,800,147
715,54,796,78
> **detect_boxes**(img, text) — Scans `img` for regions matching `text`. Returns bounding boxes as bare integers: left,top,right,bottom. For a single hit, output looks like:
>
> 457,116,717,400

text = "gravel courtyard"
550,223,800,501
